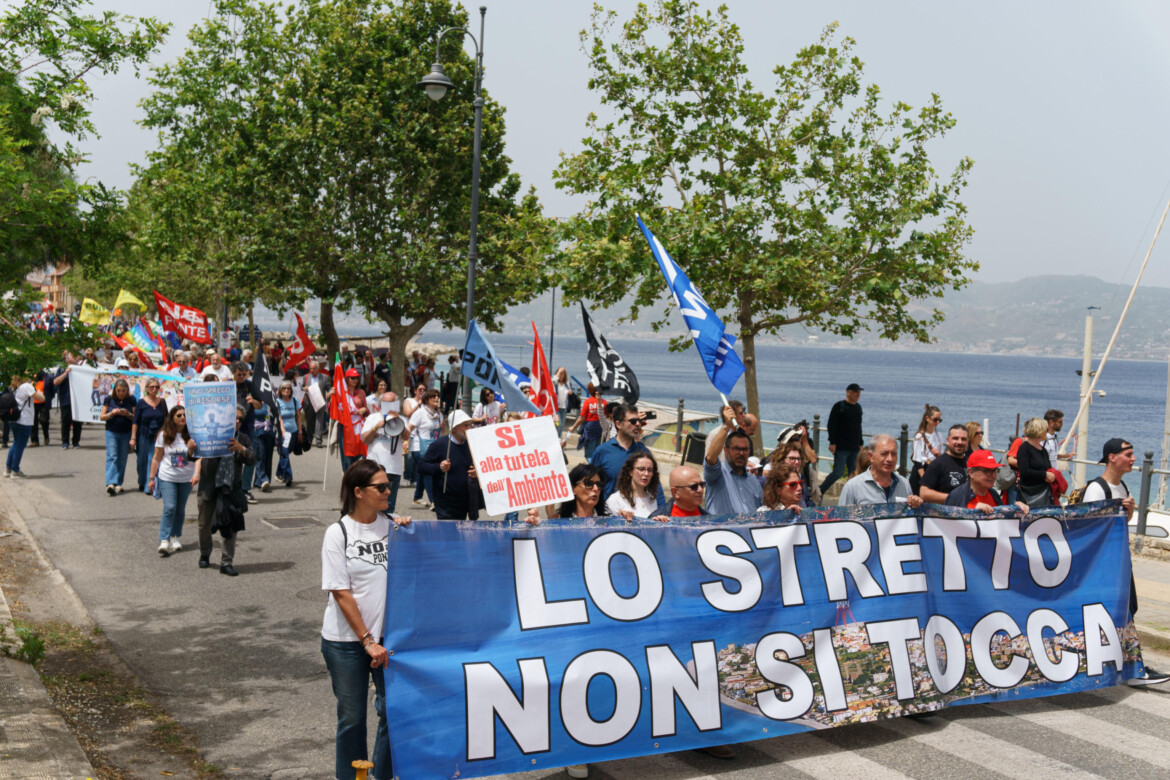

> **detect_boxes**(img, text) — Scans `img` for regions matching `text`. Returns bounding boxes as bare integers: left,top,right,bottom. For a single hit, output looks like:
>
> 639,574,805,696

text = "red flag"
329,356,367,458
111,333,156,370
529,323,556,417
283,312,316,372
153,290,213,345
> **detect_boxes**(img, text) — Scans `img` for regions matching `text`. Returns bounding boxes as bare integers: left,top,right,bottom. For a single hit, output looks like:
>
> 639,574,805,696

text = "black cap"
1099,438,1133,463
846,383,863,392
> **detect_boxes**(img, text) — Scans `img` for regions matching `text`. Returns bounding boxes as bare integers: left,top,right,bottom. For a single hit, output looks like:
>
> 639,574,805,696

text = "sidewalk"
0,576,94,780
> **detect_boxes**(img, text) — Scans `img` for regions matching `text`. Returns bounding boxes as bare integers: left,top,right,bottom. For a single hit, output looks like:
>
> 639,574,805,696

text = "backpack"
1066,476,1110,506
0,389,20,423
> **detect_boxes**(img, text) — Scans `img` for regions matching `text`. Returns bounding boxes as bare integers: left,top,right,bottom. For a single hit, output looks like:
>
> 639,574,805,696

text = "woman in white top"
910,404,943,493
471,387,503,426
148,405,198,556
367,380,388,414
553,366,571,432
320,459,410,780
402,383,427,488
605,452,661,519
406,389,443,507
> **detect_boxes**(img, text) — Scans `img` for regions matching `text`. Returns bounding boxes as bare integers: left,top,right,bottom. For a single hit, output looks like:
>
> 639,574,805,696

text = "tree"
553,2,976,432
139,0,553,397
0,0,167,379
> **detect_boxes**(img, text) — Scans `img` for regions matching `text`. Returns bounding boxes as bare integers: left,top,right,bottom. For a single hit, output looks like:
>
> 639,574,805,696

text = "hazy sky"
34,0,1170,288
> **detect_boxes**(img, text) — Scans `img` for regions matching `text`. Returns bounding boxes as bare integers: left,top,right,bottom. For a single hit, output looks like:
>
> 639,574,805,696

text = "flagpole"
322,420,332,492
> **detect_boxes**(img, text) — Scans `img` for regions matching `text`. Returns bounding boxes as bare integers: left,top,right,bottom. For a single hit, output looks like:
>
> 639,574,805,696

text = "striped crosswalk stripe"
748,732,910,779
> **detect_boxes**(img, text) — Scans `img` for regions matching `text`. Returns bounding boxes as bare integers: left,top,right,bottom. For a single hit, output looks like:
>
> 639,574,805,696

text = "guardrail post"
899,423,909,477
1138,450,1154,537
812,413,821,459
675,397,684,453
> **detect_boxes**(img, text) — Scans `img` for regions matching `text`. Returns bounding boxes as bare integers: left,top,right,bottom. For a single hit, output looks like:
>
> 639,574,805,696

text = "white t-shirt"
912,430,944,464
474,400,502,425
605,491,657,518
154,431,196,482
14,382,35,426
556,381,570,410
321,514,390,642
1083,478,1129,503
201,365,233,381
364,412,405,476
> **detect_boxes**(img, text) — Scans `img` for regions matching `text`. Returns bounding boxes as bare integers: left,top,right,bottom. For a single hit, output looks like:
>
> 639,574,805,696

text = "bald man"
653,465,709,518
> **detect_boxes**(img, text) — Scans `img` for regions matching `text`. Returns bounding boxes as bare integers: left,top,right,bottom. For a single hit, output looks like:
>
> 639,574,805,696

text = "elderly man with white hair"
170,351,197,380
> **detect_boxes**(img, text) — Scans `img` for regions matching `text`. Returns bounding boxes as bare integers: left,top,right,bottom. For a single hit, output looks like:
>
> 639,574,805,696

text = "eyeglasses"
363,482,392,493
632,466,655,474
727,445,751,453
932,416,942,422
676,481,707,491
626,418,646,426
580,479,602,489
781,480,802,488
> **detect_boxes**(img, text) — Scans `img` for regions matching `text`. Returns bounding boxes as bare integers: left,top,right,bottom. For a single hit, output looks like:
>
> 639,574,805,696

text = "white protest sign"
467,416,571,516
306,381,326,411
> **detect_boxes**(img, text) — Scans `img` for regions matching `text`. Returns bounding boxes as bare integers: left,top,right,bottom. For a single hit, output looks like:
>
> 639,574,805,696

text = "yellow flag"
114,289,146,311
78,298,111,325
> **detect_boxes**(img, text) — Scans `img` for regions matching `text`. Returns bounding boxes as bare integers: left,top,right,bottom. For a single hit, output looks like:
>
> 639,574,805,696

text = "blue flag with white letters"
461,322,540,415
637,216,746,395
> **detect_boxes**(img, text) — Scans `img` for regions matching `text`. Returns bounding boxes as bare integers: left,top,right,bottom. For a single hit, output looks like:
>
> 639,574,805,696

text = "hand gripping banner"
383,503,1144,778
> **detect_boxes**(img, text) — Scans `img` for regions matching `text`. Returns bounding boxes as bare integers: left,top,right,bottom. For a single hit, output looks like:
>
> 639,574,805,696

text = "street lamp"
418,5,485,416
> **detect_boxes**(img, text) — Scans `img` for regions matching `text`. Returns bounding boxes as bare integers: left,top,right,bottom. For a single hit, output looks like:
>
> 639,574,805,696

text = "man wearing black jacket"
819,383,863,494
418,410,484,520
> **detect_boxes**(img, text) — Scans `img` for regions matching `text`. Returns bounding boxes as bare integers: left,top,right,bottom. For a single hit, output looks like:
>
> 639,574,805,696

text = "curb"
0,485,97,780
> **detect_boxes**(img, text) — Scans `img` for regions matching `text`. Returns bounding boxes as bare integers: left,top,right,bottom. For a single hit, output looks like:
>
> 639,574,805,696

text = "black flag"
251,349,278,418
580,303,639,403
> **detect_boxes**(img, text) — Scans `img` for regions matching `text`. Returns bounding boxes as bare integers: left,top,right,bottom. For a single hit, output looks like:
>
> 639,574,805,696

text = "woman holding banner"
604,453,661,519
100,379,136,495
321,460,411,780
148,406,197,556
758,461,805,512
131,378,167,493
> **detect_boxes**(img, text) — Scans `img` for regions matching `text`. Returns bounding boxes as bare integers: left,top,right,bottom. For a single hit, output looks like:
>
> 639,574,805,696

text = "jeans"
158,480,192,541
384,473,401,515
413,438,436,502
5,423,31,472
136,432,155,492
253,432,275,488
276,440,293,483
340,450,358,474
321,638,390,780
583,436,600,459
104,430,131,486
819,448,859,493
60,404,82,447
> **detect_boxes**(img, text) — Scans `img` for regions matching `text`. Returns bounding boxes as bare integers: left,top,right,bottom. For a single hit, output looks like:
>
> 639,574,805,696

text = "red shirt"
579,396,605,422
966,490,1002,510
1007,437,1023,459
671,504,703,517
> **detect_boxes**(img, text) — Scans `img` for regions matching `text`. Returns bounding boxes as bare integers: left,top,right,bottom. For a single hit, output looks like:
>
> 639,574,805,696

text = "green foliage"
0,620,46,666
137,0,554,394
554,1,976,416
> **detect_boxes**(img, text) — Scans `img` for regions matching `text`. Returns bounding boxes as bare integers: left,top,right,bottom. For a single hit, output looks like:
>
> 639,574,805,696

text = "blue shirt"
103,394,136,434
277,397,298,433
589,438,666,505
703,456,763,515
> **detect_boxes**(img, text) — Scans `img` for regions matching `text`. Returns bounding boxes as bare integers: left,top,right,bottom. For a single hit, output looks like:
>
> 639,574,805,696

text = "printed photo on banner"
67,365,188,424
466,416,570,515
384,504,1142,778
183,381,238,457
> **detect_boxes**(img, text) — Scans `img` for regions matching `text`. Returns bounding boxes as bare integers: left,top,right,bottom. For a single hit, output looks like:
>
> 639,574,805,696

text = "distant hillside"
257,275,1169,359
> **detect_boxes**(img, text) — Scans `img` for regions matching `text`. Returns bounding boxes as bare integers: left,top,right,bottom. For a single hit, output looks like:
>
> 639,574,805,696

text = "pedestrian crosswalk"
500,684,1170,779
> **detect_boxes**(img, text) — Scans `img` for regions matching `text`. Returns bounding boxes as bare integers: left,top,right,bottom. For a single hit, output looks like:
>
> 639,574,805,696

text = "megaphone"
383,415,406,438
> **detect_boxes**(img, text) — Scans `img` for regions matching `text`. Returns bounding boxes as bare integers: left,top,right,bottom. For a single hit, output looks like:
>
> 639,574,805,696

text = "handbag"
1018,482,1052,508
994,464,1017,493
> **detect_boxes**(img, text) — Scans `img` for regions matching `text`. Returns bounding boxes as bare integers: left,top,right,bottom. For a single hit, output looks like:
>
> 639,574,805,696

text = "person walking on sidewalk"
819,383,863,494
192,404,256,576
148,405,198,557
131,378,167,493
100,379,135,494
1083,437,1170,686
4,373,41,478
321,459,411,780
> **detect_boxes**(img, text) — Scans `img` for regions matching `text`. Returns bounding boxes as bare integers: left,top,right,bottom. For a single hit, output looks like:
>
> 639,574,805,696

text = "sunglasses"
364,482,392,493
677,481,707,491
580,479,603,489
781,480,802,488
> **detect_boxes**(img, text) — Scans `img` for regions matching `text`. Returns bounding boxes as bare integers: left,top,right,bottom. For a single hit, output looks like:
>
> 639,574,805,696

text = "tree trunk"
320,299,340,362
738,301,763,453
386,325,411,401
247,305,256,352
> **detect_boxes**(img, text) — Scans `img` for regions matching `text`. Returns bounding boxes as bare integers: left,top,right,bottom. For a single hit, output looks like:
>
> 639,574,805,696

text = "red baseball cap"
344,368,360,378
967,450,1000,470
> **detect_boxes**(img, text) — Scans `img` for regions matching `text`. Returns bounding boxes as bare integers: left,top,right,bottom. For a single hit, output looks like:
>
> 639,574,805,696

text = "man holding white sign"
417,410,485,520
466,415,572,518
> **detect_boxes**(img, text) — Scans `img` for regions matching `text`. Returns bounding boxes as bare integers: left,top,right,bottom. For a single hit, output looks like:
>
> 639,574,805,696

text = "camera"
642,411,657,421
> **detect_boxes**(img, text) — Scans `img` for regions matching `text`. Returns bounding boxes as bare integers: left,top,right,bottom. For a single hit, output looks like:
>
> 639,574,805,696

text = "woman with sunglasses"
321,460,411,780
131,378,167,493
148,405,198,556
524,464,606,525
605,453,661,519
909,404,943,495
758,461,804,512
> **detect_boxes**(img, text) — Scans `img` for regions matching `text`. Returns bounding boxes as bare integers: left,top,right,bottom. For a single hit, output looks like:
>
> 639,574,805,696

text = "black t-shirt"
921,451,968,495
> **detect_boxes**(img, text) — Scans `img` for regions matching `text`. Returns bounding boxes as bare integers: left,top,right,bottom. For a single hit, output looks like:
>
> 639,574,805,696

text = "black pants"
60,405,82,446
30,405,49,444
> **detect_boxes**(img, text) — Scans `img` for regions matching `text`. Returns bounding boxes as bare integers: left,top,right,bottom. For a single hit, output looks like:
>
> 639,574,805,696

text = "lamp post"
418,5,485,416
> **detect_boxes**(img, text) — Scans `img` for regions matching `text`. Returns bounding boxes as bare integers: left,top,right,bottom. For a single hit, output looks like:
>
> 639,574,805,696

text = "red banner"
529,322,556,417
283,312,316,372
330,357,366,458
153,291,212,345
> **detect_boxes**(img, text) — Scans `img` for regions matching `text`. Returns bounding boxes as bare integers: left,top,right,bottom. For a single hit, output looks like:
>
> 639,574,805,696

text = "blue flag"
461,322,540,415
637,216,746,395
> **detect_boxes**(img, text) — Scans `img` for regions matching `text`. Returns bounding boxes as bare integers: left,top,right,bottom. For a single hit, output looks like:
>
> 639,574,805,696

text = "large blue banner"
384,504,1143,778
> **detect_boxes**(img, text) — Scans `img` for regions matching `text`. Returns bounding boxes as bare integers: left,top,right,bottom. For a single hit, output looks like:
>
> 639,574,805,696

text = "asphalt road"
6,428,1170,779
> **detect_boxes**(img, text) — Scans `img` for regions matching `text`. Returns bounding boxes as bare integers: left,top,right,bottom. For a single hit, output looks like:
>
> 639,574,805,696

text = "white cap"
448,409,473,429
115,358,130,369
